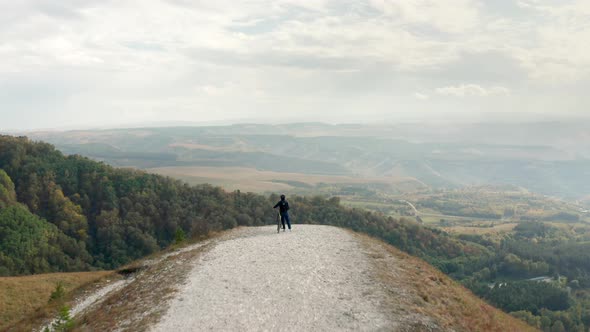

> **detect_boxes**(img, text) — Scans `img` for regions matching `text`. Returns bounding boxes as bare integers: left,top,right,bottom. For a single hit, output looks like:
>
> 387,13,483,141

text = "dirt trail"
151,225,397,331
29,225,534,332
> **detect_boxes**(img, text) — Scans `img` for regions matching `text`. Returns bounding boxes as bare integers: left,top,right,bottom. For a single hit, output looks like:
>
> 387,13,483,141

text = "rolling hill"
1,134,588,331
23,122,590,199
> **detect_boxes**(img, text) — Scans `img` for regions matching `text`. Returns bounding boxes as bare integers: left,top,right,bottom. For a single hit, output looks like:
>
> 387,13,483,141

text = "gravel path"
151,225,394,331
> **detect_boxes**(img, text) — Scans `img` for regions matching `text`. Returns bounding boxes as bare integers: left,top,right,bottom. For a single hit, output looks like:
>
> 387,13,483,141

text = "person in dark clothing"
273,194,291,231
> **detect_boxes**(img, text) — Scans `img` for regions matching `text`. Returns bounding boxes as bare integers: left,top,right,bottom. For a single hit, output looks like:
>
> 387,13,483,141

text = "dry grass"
72,234,225,331
0,271,113,331
354,232,538,332
442,223,518,235
147,166,424,193
3,230,231,332
168,142,259,152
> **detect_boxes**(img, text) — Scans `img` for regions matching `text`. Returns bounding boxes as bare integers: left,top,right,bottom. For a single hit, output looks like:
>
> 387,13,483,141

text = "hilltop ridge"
39,225,534,332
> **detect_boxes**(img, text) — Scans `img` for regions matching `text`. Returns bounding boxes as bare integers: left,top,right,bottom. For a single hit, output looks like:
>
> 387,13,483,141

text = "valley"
26,122,590,199
4,1,590,330
2,124,590,331
24,123,590,239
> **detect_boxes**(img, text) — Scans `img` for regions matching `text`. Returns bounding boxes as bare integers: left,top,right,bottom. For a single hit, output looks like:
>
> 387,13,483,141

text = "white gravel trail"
151,225,394,331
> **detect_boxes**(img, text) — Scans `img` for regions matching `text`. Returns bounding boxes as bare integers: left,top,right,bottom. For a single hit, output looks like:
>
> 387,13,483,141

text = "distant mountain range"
21,121,590,199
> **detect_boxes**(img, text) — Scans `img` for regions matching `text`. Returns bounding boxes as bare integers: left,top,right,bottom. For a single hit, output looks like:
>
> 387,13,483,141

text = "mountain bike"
276,210,282,233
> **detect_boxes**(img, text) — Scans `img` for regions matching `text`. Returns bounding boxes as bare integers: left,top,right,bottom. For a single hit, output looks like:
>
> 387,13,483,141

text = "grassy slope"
355,232,537,332
0,271,113,330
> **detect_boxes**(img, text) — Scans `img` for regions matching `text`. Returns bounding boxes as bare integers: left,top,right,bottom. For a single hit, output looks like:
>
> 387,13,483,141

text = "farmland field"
442,223,519,235
147,166,425,194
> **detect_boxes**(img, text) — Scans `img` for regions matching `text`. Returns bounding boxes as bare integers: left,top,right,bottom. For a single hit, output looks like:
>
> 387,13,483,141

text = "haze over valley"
26,121,590,201
2,0,590,331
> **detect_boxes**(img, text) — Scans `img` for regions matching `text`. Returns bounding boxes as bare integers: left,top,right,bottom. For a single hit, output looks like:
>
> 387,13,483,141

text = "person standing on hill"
273,194,291,231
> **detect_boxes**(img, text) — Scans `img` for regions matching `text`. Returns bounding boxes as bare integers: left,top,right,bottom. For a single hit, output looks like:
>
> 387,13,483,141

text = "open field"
148,167,590,242
147,166,425,193
442,223,519,235
419,215,478,224
341,200,396,208
0,271,113,330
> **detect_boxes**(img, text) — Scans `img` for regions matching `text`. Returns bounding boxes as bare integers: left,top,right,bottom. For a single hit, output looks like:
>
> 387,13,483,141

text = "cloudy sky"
1,0,589,130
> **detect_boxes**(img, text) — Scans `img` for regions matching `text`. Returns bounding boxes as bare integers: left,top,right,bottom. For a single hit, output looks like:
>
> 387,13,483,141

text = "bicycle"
276,210,281,233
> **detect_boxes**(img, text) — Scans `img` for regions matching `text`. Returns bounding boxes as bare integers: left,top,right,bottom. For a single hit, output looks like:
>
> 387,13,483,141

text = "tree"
0,169,17,208
174,228,186,244
511,311,541,328
550,320,565,332
485,281,570,314
0,205,90,275
48,185,88,242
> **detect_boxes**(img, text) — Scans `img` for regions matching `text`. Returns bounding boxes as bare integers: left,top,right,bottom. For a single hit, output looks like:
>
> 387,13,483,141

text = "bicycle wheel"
276,212,281,233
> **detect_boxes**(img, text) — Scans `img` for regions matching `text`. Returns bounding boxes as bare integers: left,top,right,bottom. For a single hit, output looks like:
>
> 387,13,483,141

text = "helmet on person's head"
280,194,285,200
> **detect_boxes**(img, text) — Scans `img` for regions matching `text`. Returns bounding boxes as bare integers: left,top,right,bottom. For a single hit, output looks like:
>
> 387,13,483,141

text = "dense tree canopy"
484,281,570,314
0,204,90,275
0,135,478,275
0,169,17,208
2,135,590,331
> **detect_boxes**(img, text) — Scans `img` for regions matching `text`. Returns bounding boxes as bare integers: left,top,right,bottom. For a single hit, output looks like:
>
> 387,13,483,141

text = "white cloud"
0,0,589,129
414,92,430,100
435,84,510,97
369,0,480,34
509,1,590,81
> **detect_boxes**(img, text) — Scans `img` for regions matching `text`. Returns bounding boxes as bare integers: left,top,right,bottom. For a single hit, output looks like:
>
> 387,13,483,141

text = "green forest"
1,135,590,331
